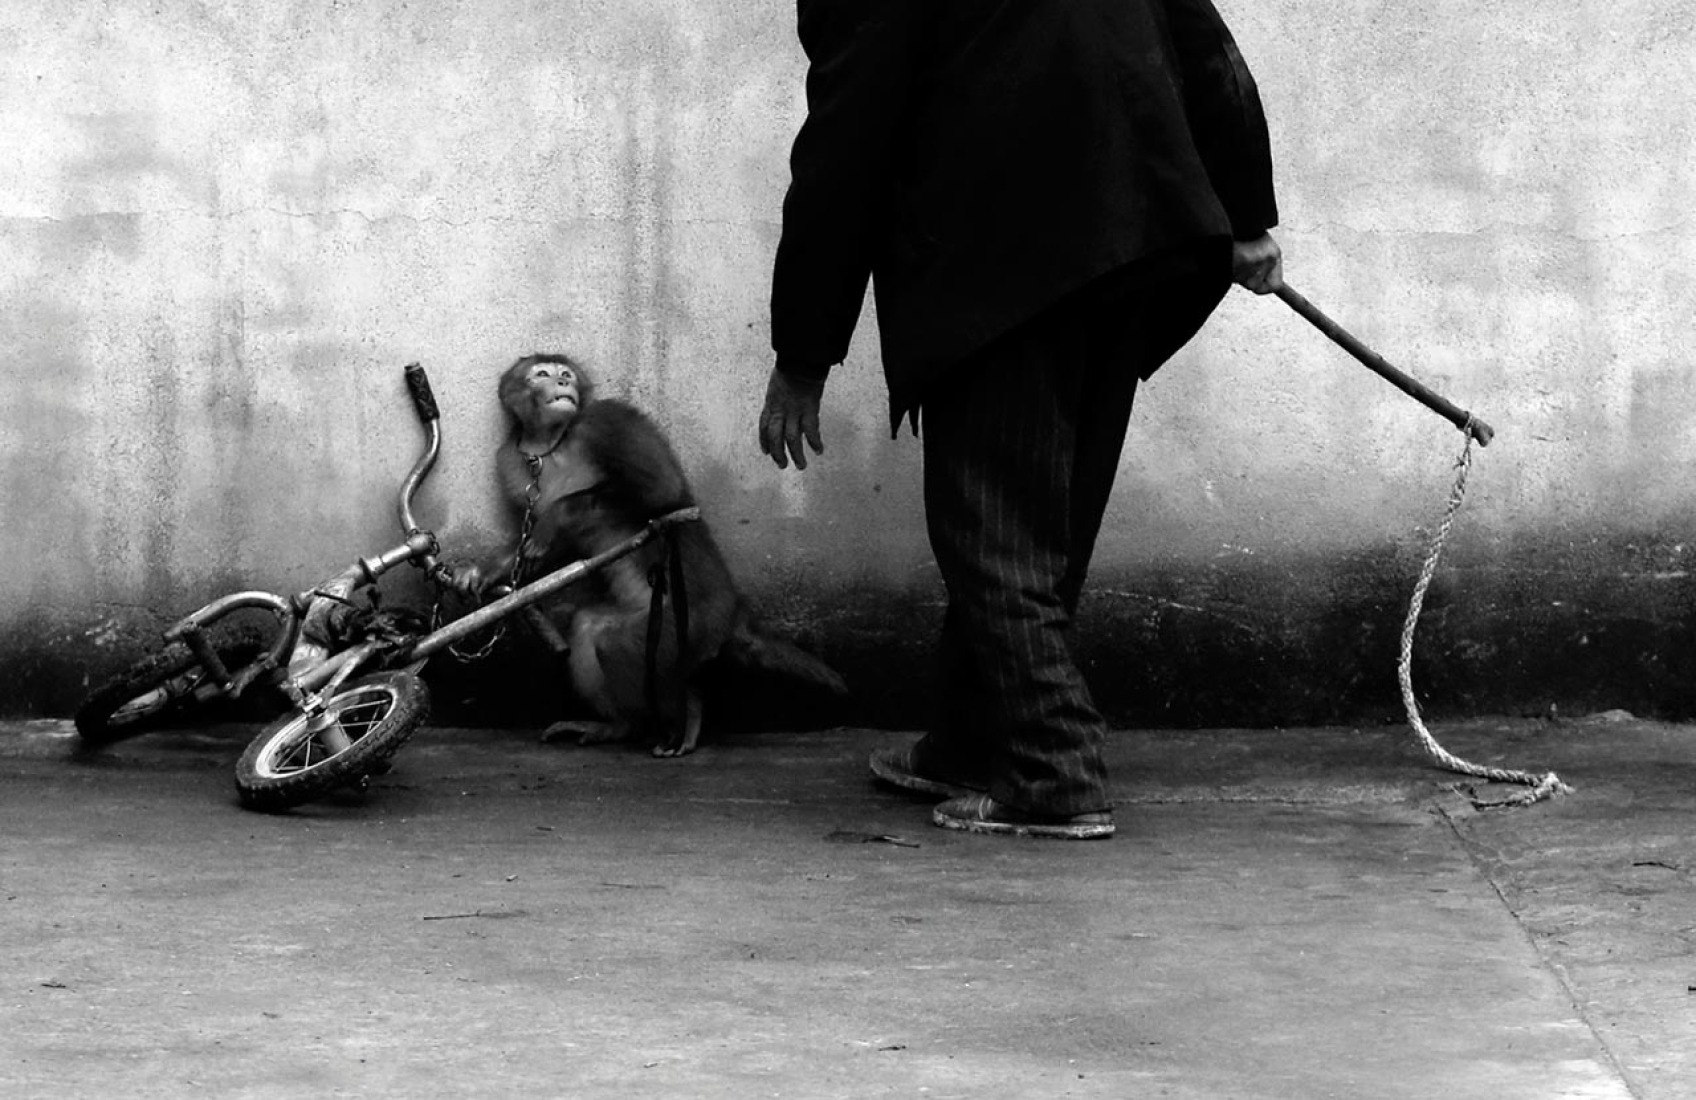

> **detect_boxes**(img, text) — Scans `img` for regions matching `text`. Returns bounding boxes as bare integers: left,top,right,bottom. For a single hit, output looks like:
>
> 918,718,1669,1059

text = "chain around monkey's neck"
517,426,569,464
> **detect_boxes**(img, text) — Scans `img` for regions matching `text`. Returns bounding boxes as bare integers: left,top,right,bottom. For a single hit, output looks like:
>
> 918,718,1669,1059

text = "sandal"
931,794,1115,840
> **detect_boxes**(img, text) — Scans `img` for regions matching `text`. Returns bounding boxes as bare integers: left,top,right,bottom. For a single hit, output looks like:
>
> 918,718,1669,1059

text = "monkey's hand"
1231,232,1284,295
443,562,488,598
759,366,825,471
522,503,574,563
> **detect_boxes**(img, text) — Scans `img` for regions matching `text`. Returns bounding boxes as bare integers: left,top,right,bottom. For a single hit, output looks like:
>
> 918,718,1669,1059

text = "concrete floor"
2,713,1693,1098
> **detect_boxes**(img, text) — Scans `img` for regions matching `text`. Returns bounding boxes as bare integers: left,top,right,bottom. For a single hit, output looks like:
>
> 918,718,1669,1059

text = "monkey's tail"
718,624,849,697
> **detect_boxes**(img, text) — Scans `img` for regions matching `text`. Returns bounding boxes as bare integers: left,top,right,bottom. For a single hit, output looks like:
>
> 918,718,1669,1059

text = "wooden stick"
1275,284,1495,447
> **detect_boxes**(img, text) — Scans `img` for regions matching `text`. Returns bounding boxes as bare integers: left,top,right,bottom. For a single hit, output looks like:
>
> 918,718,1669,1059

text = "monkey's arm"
573,400,694,516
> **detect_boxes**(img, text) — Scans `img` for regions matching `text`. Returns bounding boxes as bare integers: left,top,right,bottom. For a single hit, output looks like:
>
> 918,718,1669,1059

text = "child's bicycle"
73,363,698,813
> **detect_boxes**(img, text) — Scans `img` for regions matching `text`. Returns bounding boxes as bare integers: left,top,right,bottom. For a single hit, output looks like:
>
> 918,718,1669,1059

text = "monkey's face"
525,359,581,428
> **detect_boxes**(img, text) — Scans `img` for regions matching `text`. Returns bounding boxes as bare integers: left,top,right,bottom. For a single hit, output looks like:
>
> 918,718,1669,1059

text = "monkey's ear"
498,356,536,414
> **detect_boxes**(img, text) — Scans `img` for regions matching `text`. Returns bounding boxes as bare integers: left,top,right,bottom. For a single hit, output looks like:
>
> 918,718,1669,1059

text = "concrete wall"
3,1,1693,728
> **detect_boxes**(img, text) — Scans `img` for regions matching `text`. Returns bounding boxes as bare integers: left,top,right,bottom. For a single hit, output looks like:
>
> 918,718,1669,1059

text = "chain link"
510,451,545,590
432,453,547,663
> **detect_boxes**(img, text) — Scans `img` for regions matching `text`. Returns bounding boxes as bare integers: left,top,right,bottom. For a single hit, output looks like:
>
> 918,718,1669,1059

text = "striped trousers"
915,270,1217,816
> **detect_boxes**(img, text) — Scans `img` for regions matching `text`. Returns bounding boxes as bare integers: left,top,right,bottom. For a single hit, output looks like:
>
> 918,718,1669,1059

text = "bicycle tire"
74,640,265,748
234,671,430,813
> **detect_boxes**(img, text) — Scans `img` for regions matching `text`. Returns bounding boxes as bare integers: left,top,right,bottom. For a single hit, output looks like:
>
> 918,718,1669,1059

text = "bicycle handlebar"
404,362,439,424
397,363,443,546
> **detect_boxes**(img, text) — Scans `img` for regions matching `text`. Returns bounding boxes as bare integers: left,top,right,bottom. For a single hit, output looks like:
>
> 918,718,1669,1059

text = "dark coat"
769,0,1279,430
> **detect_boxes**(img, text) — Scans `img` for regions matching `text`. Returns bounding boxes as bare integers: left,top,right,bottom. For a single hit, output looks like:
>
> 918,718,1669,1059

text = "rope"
1397,423,1573,808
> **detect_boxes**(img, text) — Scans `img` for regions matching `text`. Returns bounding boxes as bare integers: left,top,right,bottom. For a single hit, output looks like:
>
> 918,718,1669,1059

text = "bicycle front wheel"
235,671,430,813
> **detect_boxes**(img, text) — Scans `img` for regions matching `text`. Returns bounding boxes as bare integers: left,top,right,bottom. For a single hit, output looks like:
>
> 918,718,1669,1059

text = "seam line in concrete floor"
1435,803,1644,1099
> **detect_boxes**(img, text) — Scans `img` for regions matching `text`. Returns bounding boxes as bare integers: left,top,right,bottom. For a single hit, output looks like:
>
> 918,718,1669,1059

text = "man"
758,0,1284,839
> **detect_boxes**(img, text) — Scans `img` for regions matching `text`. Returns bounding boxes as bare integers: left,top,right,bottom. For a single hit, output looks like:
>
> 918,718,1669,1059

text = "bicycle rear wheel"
234,671,430,813
75,639,265,748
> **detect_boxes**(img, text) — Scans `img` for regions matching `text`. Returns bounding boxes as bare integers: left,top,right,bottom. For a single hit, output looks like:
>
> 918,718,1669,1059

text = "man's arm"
759,367,825,471
769,0,929,380
1161,0,1279,243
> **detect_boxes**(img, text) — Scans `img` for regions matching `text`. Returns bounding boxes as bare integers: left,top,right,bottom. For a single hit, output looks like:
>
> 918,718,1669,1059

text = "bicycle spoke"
236,669,427,811
273,730,316,775
259,686,397,777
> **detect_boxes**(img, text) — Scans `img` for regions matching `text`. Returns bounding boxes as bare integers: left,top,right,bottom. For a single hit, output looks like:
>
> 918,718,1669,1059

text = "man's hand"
758,367,825,470
1231,233,1284,295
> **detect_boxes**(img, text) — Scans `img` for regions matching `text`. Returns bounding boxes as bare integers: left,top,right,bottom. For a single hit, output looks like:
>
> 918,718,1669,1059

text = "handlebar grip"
404,362,440,424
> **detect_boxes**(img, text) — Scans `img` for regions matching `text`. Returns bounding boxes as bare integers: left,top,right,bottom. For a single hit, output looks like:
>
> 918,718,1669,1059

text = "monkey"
454,352,846,756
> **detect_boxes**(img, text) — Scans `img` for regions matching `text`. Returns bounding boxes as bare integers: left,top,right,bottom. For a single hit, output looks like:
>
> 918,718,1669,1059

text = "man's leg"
1058,348,1141,619
908,602,997,782
918,301,1138,819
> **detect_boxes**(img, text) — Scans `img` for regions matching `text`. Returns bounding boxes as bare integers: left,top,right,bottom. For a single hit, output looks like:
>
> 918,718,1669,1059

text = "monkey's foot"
650,739,698,759
540,720,624,746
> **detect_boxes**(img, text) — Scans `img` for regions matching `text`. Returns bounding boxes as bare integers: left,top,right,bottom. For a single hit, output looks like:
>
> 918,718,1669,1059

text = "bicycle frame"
399,506,698,663
152,362,698,724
